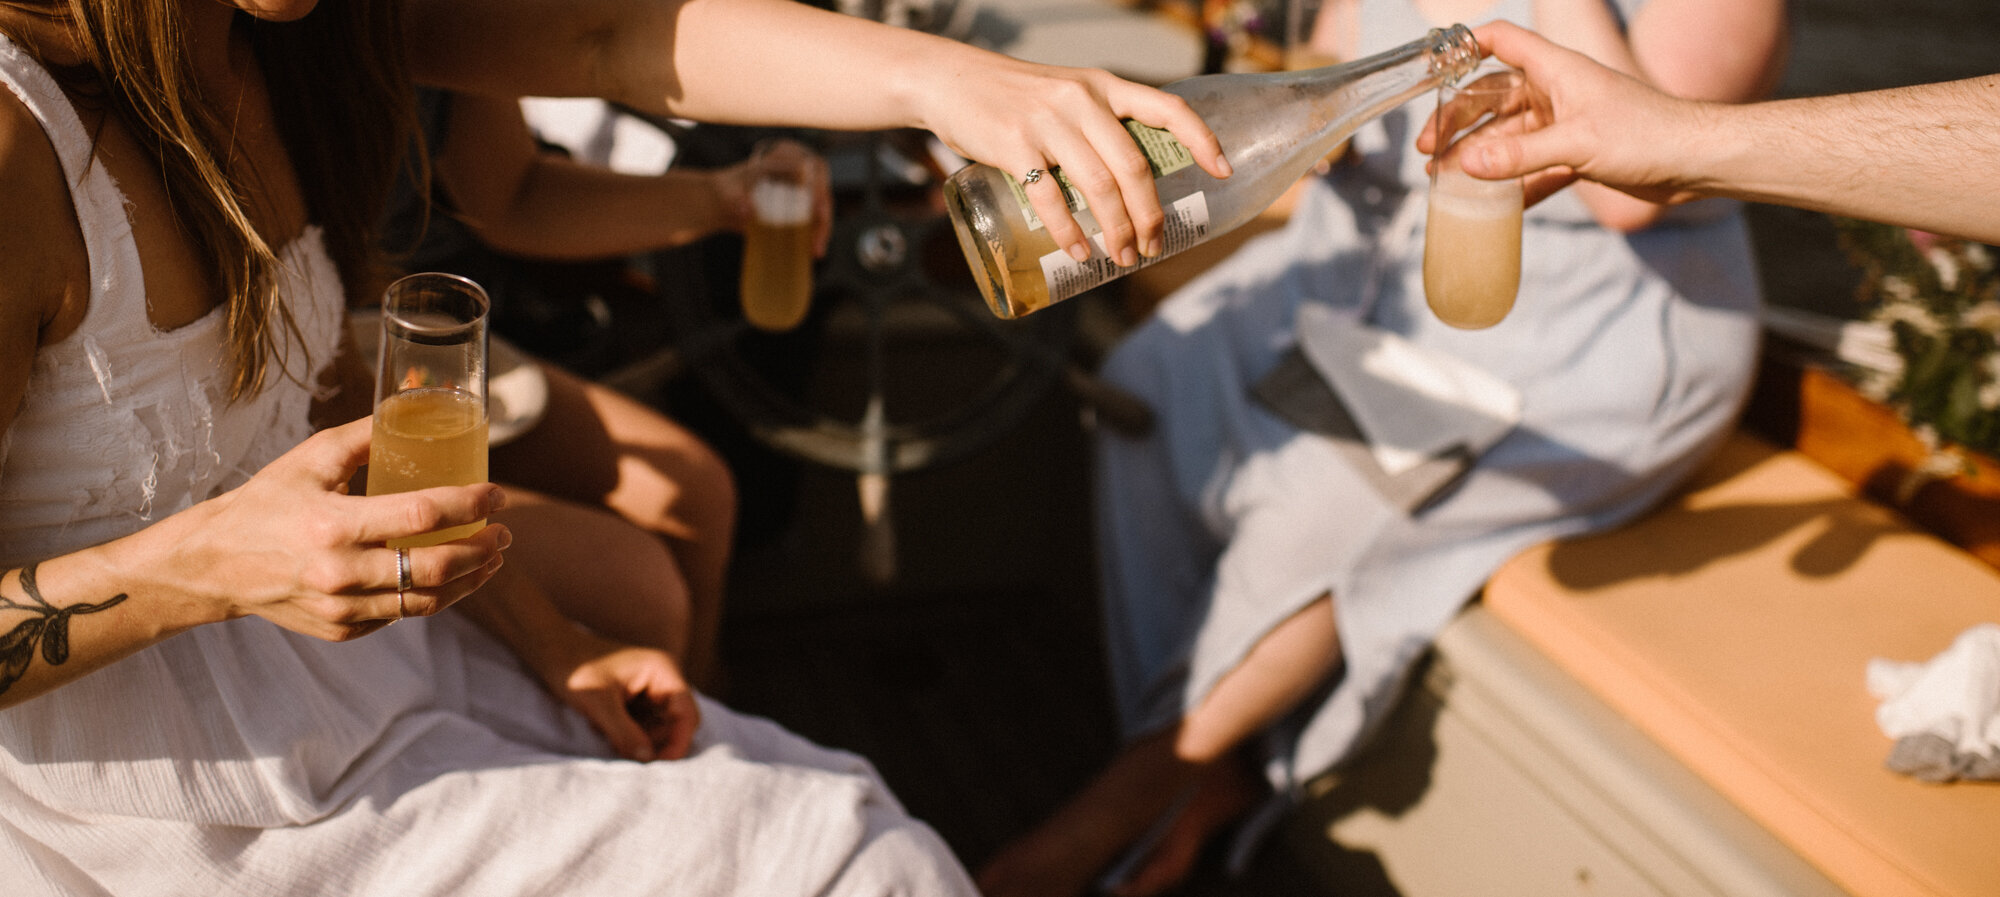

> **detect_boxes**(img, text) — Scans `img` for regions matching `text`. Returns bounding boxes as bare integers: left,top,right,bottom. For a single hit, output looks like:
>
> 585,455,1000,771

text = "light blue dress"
1094,0,1762,799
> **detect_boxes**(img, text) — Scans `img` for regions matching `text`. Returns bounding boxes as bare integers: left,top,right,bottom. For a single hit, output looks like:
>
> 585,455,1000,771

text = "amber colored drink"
740,180,814,332
1422,174,1523,330
942,25,1483,318
367,387,489,548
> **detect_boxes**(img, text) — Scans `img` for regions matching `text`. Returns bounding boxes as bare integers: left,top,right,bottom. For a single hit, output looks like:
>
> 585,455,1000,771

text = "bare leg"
490,487,692,660
976,594,1342,897
490,363,736,690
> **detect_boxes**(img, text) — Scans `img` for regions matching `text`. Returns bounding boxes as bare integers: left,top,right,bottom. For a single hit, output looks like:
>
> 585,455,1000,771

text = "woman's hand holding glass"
158,417,508,641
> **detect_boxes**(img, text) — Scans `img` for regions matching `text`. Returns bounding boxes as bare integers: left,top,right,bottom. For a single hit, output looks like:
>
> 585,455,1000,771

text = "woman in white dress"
0,0,1225,893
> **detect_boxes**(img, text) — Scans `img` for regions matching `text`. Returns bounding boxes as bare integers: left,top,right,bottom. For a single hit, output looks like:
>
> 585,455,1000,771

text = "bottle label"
1038,191,1211,304
1011,121,1197,232
1121,121,1196,179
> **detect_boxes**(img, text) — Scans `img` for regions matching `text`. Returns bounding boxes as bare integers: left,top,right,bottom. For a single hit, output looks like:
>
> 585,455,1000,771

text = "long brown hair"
1,0,416,400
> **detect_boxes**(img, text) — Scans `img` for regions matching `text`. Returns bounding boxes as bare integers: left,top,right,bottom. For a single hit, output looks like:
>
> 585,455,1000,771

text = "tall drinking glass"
366,272,490,548
739,140,816,332
1423,62,1525,330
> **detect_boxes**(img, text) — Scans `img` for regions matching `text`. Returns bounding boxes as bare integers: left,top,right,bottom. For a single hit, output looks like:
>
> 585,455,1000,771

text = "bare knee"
495,494,695,656
611,426,738,546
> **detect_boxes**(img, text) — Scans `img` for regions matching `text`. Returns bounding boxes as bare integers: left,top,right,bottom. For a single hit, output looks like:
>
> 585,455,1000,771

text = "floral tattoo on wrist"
0,563,128,697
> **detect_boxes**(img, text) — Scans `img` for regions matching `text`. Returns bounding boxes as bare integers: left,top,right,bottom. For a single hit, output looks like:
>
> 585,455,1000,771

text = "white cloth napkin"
1867,623,2000,782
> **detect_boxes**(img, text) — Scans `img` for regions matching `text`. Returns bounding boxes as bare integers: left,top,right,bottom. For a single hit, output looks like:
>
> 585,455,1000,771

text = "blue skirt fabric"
1094,149,1763,793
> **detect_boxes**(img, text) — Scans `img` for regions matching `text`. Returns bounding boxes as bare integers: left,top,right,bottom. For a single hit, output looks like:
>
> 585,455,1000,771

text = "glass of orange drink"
365,272,491,548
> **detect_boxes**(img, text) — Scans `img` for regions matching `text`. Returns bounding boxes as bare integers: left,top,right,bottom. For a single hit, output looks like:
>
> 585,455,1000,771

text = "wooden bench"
1287,429,2000,897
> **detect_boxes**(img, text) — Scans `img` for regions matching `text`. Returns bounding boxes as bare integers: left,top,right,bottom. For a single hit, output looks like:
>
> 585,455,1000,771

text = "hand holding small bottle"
945,25,1481,319
916,53,1233,268
1419,21,1712,210
737,139,824,332
1422,62,1527,330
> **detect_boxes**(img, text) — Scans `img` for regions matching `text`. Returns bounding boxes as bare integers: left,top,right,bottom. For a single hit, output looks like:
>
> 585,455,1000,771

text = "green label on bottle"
1010,169,1092,232
1122,121,1194,178
1010,121,1195,232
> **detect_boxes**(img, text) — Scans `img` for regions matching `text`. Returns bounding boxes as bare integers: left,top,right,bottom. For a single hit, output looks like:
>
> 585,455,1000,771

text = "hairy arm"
1686,78,2000,242
1462,22,2000,244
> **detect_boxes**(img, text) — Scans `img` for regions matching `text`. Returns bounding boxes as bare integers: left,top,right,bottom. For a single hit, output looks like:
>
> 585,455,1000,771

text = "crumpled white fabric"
1867,623,2000,782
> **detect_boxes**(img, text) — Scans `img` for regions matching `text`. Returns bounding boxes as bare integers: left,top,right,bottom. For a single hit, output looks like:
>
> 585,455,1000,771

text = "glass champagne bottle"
944,24,1482,319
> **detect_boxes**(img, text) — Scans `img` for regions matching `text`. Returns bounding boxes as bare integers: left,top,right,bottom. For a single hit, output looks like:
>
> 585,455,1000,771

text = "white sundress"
0,34,973,897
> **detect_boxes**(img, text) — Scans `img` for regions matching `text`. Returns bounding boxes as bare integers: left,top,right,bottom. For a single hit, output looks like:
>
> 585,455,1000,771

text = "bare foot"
1105,759,1264,897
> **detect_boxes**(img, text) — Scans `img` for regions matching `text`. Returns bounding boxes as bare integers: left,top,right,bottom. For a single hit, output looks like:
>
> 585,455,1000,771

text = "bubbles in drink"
1423,60,1526,330
368,387,489,548
1423,167,1523,330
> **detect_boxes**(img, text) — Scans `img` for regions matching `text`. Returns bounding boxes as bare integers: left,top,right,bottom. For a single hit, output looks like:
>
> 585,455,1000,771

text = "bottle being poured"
943,23,1482,319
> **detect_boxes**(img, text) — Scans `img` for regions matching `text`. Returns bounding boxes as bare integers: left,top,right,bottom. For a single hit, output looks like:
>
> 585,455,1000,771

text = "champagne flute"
366,272,491,548
1423,62,1526,330
739,140,817,332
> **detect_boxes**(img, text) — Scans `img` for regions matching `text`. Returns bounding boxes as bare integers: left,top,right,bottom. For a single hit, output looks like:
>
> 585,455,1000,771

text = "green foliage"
1834,219,2000,460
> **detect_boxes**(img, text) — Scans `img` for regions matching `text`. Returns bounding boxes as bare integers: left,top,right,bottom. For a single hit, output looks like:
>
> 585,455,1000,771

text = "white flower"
1982,354,2000,412
1880,274,1919,305
1874,295,1943,336
1856,366,1898,403
1928,247,1963,291
1964,300,2000,335
1963,242,1995,274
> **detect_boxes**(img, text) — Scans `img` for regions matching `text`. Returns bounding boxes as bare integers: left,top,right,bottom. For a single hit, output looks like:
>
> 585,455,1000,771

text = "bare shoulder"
0,80,89,425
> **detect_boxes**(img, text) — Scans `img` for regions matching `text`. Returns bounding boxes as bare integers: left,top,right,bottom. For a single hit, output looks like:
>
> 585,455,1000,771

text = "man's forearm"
1698,77,2000,243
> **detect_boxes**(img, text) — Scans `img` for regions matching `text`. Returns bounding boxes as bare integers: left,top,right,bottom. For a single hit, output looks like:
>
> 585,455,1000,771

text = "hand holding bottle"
946,25,1482,318
915,52,1232,269
737,139,824,332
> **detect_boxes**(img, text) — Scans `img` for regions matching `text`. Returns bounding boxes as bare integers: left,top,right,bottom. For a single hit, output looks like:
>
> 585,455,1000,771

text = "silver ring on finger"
393,546,412,622
1021,167,1045,186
